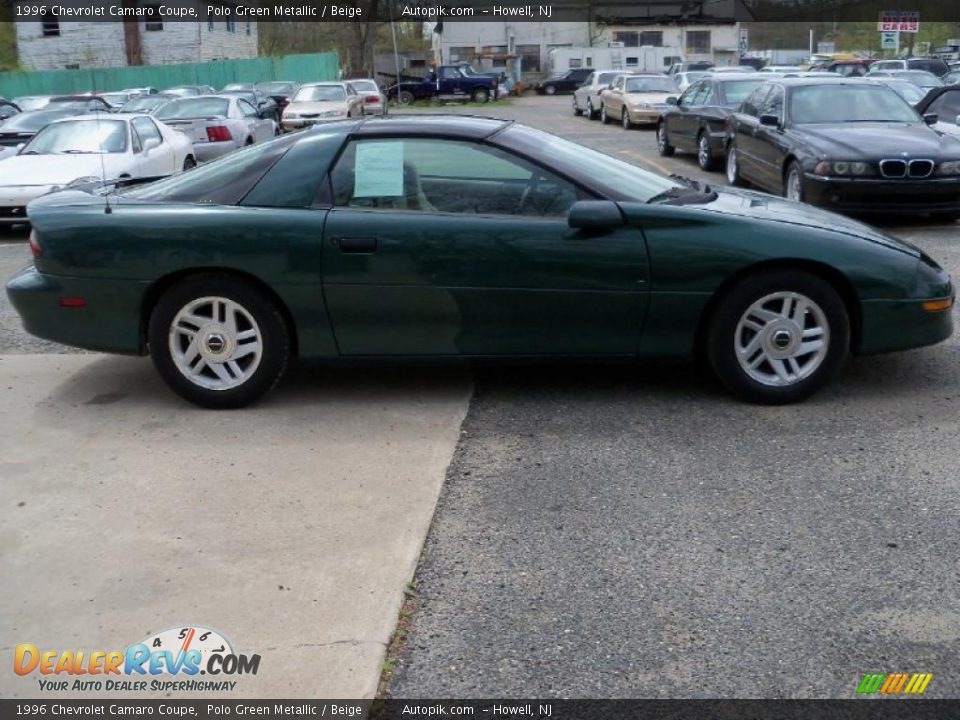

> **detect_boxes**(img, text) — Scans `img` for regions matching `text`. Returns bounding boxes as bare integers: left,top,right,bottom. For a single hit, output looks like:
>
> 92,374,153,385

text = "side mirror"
142,137,161,153
759,113,780,127
666,96,678,105
922,113,938,125
568,200,624,232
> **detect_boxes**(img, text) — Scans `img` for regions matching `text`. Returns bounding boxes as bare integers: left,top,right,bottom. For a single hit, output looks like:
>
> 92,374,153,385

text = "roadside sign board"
739,28,748,53
878,11,919,32
881,31,898,49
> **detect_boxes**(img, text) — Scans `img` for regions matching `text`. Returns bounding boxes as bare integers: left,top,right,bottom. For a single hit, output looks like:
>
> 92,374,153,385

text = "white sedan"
156,95,276,162
0,113,194,228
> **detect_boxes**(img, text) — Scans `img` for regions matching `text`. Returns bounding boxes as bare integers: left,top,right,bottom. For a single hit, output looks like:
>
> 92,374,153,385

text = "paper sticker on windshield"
354,141,404,197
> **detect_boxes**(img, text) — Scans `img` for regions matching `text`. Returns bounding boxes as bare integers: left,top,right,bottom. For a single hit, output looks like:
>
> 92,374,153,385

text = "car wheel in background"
697,132,716,171
544,85,556,96
182,156,196,171
656,121,674,156
600,105,611,124
784,161,806,202
572,96,582,116
622,109,632,129
398,90,415,105
725,145,745,186
706,270,849,405
587,99,598,120
472,88,490,103
148,274,291,409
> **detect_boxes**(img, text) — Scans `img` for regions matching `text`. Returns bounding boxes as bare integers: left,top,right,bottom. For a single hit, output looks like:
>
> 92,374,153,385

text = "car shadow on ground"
36,343,959,413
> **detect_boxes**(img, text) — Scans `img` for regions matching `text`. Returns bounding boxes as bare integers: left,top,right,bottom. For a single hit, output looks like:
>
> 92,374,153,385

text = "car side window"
679,82,701,107
132,117,162,147
761,86,784,120
741,86,771,117
927,91,960,120
700,84,716,105
330,138,584,218
237,99,257,118
581,73,595,88
440,67,462,80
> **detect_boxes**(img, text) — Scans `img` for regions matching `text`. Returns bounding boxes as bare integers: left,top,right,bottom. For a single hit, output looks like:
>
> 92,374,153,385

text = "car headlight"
284,112,300,119
937,160,960,175
321,110,345,118
631,102,652,110
813,161,874,177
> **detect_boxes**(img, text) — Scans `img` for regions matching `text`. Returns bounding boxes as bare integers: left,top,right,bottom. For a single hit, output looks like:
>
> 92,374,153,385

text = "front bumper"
804,174,960,214
6,266,147,354
627,106,670,124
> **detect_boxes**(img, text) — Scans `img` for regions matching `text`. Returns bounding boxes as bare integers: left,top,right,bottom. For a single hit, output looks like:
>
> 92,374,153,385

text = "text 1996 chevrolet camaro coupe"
6,116,954,408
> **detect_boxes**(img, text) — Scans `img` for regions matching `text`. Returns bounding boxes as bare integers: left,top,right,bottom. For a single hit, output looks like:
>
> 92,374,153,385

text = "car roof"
348,114,511,140
301,82,349,88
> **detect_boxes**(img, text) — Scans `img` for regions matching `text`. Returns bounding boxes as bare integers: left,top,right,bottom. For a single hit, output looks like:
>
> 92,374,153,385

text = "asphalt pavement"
385,95,960,698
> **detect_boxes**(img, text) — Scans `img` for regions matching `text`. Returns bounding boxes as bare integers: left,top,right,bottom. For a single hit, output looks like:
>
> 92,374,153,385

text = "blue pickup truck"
388,66,498,105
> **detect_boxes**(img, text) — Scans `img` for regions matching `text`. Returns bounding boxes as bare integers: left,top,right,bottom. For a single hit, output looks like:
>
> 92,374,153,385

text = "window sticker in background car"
354,141,404,197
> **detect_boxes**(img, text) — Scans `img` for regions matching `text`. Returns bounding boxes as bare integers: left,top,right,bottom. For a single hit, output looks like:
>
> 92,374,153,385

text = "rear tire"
148,275,290,409
784,161,806,202
697,132,716,171
706,270,849,405
572,96,582,116
656,121,674,156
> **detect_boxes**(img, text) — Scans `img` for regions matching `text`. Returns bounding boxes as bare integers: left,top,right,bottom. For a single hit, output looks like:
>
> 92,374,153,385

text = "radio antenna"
91,77,112,214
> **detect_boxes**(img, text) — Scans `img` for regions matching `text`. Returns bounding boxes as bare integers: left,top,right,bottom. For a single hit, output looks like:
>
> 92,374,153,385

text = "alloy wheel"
734,291,829,387
168,296,263,391
698,135,711,168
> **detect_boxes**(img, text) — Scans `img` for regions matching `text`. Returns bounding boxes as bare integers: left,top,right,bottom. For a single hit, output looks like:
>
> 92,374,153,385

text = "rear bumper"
193,142,237,163
804,175,960,214
5,266,147,354
282,117,345,130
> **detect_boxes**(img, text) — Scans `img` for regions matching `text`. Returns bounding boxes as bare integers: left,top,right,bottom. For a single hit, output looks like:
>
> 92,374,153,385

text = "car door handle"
335,237,378,253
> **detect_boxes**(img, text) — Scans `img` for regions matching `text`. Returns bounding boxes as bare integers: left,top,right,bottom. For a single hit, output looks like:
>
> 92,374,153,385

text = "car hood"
0,153,133,186
286,101,349,114
792,121,960,157
696,187,921,258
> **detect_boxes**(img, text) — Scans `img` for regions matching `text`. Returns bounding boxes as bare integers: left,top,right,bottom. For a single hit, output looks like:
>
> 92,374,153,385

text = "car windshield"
789,84,919,123
349,80,378,92
13,96,50,111
46,98,95,110
625,77,675,92
894,71,943,86
882,82,926,104
294,86,346,102
156,98,230,119
166,87,201,97
258,82,296,94
723,79,768,104
22,119,127,155
121,96,170,112
0,111,60,132
497,124,681,202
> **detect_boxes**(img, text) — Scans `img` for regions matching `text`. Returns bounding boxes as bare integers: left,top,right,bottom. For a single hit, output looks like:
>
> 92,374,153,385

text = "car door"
603,75,625,116
237,98,269,142
730,85,771,183
438,66,464,96
130,116,175,176
673,82,706,149
320,136,650,356
751,85,789,191
574,73,594,111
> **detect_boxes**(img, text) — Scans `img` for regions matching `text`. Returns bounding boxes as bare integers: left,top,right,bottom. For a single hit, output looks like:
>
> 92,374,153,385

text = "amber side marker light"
922,297,954,312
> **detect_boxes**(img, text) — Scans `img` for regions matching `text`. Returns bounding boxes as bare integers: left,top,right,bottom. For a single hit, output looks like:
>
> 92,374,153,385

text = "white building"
433,2,751,82
15,6,258,70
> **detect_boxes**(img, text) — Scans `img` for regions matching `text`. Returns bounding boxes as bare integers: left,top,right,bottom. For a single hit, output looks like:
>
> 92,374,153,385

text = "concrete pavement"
0,354,470,698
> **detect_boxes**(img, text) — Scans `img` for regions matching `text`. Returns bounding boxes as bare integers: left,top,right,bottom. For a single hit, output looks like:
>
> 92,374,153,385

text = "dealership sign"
878,11,919,33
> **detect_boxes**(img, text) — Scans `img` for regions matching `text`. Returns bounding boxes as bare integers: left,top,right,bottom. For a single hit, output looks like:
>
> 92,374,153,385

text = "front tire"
587,99,598,120
622,108,632,129
471,87,490,103
656,121,674,156
148,275,290,409
600,104,611,124
706,270,849,405
726,145,745,186
784,161,805,202
544,85,556,96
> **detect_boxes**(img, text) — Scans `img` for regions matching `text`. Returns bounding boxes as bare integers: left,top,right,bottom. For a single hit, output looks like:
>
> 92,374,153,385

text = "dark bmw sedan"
657,73,769,170
535,68,593,95
725,77,960,219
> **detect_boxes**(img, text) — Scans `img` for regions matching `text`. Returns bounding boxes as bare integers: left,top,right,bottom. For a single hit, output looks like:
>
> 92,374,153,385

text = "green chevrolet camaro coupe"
6,116,955,408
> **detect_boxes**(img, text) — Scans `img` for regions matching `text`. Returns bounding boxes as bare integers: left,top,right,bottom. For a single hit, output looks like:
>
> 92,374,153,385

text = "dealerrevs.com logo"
856,672,933,695
14,625,261,692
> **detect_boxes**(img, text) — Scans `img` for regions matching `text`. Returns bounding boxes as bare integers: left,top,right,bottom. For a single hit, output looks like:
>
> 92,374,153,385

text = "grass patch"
376,579,420,697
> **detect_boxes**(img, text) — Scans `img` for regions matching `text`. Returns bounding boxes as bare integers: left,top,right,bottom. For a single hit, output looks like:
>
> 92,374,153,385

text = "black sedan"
256,81,301,110
535,68,593,95
221,89,280,122
657,73,769,170
724,77,960,219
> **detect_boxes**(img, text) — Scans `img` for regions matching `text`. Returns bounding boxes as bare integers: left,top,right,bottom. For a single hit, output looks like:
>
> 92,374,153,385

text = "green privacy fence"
0,52,339,98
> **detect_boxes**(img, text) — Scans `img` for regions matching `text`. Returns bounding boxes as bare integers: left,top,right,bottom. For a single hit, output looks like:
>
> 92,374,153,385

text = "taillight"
365,95,380,103
29,229,41,258
206,125,232,142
